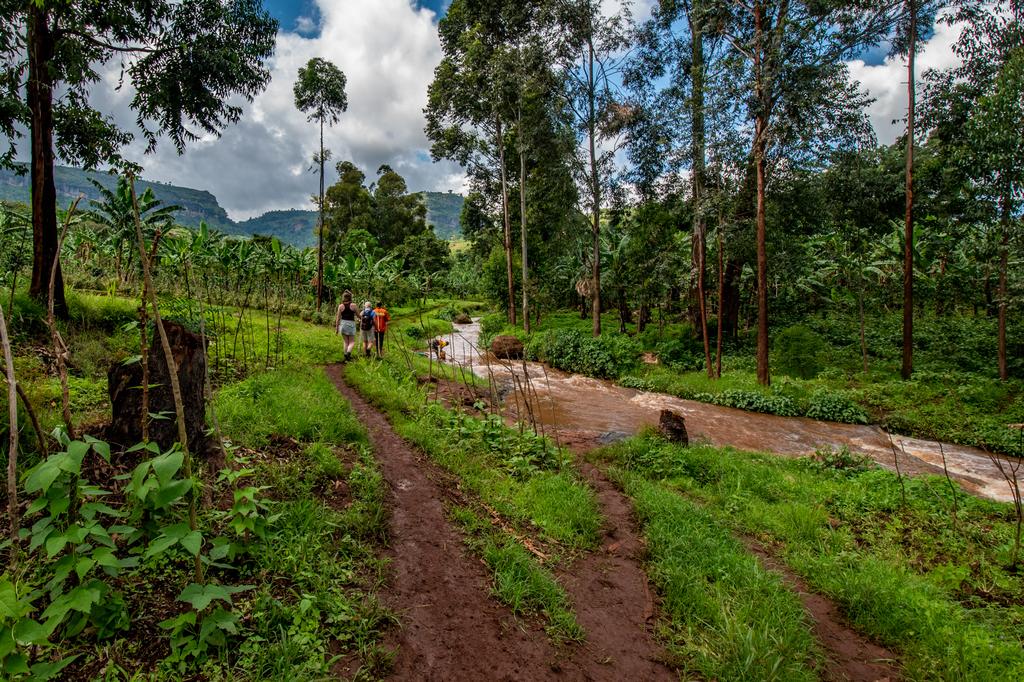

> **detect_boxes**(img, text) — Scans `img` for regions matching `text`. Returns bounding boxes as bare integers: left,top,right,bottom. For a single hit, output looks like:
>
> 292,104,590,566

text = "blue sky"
264,0,449,35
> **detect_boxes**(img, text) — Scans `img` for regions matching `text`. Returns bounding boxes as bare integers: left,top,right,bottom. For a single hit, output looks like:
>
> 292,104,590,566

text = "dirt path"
326,366,561,680
557,460,677,680
327,365,679,680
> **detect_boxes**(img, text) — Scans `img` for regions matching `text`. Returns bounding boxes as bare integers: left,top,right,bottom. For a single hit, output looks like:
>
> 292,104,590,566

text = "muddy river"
441,319,1020,504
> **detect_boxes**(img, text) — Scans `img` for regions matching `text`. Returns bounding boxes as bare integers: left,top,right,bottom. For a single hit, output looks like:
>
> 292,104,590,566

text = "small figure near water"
430,336,448,361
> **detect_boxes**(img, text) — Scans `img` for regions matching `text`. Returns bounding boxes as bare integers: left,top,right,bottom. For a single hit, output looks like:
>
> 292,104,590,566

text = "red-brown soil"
328,365,562,680
326,365,679,680
557,460,677,680
744,538,901,682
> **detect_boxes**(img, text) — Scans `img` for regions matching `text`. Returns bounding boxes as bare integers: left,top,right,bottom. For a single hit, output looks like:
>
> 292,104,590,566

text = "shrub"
809,446,876,475
435,306,458,321
656,339,704,371
806,389,869,424
479,312,508,347
707,389,800,417
775,325,825,379
530,329,639,379
619,375,655,391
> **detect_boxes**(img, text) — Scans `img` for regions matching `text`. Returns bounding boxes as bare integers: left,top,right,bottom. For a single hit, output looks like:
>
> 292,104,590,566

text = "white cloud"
82,0,465,221
847,12,964,145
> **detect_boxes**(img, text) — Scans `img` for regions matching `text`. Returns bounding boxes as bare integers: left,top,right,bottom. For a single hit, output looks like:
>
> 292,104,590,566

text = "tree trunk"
617,286,630,334
859,284,868,373
691,7,712,377
902,0,917,380
27,6,65,318
316,118,325,312
720,258,742,339
588,36,602,337
754,124,770,386
753,3,770,386
520,147,529,333
497,118,516,325
715,226,725,378
998,192,1010,380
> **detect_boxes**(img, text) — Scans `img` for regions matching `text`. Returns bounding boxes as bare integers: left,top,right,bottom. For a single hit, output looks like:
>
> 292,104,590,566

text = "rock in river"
658,409,689,445
490,335,524,360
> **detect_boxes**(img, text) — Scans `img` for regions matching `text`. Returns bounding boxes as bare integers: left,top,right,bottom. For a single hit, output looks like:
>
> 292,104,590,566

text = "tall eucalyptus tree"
294,57,348,312
551,0,632,336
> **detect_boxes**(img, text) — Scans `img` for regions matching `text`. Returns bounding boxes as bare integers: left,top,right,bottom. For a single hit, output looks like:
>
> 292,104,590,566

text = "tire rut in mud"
556,460,678,680
327,365,562,680
743,538,902,682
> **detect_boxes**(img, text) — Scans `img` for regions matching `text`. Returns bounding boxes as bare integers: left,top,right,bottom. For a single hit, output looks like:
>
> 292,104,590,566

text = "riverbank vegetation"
593,432,1024,679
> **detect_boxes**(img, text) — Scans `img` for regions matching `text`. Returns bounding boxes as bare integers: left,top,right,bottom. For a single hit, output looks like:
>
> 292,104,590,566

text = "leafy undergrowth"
344,355,599,642
2,294,392,680
594,432,1024,680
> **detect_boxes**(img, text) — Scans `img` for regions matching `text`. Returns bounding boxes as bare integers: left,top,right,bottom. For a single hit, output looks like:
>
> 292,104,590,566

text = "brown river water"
441,320,1020,504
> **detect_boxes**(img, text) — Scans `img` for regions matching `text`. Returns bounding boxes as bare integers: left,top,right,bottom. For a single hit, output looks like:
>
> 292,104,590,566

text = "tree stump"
491,335,524,360
107,320,212,457
658,409,689,445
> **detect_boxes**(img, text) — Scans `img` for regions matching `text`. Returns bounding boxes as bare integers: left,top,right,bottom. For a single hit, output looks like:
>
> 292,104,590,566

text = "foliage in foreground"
2,295,391,679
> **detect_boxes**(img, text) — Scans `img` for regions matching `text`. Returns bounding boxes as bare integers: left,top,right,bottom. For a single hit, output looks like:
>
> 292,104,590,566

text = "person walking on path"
372,302,391,358
334,291,359,362
359,301,376,358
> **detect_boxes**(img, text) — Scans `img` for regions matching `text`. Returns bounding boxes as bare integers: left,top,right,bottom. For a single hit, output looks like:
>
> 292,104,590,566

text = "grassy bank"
2,290,391,679
594,432,1024,680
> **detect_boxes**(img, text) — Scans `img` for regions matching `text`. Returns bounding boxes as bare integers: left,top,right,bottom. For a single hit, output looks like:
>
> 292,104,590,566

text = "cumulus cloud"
82,0,465,220
847,13,964,145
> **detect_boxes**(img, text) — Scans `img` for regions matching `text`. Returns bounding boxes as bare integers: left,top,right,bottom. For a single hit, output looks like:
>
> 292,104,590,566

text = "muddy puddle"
441,320,1020,504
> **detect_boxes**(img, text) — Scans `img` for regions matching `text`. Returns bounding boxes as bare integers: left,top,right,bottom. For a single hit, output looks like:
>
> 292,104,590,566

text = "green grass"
345,358,600,550
595,433,1024,680
608,468,819,680
3,287,392,679
451,506,583,642
217,366,366,447
344,355,600,641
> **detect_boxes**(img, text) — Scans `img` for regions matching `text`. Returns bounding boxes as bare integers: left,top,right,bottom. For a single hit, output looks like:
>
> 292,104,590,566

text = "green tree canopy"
0,0,278,315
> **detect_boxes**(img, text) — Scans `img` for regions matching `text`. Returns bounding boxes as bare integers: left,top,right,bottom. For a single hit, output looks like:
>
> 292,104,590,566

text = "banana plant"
87,177,181,288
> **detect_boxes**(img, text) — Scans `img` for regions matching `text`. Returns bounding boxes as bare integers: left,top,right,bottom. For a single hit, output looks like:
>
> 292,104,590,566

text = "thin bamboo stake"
15,382,46,459
1,301,20,555
47,197,81,440
138,230,162,443
130,178,203,583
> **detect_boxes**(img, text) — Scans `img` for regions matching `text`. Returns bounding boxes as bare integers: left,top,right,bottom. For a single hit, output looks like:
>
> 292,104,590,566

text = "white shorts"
339,320,357,336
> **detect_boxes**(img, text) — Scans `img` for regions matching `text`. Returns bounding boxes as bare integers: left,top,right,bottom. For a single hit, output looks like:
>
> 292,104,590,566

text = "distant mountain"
236,210,318,248
422,191,463,240
0,164,464,247
0,164,234,232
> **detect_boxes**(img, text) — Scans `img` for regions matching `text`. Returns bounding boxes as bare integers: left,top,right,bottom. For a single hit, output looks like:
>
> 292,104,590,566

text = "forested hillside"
0,164,462,247
0,164,234,231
